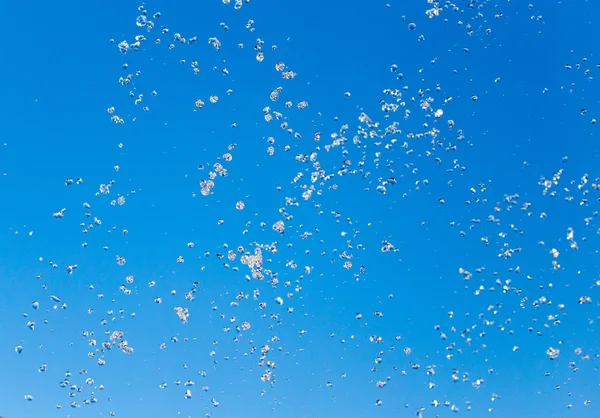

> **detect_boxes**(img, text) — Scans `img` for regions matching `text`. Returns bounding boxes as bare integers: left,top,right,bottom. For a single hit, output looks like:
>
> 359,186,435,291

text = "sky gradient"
1,0,600,417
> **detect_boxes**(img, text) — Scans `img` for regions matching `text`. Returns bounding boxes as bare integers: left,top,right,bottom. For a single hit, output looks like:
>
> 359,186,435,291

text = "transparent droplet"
136,15,147,27
547,347,560,359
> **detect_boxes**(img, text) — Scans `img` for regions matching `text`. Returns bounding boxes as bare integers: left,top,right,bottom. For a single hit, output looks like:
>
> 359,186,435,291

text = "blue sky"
1,0,600,417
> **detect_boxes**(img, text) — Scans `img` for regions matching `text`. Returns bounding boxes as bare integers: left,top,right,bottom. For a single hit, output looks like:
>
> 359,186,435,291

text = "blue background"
1,0,599,417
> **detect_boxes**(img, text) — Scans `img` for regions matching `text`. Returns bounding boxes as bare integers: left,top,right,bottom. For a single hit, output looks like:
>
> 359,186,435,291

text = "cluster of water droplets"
8,0,600,416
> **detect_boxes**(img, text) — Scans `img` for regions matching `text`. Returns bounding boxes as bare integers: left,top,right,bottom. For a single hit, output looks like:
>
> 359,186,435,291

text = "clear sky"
1,0,600,417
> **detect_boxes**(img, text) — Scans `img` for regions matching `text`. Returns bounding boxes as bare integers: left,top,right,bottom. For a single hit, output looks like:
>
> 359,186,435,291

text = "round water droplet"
136,15,148,27
546,347,560,359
